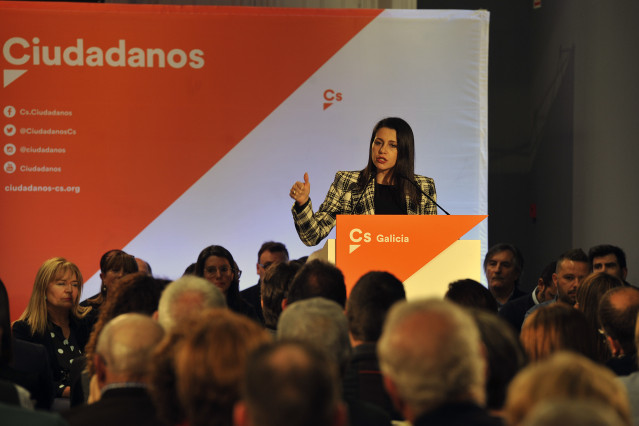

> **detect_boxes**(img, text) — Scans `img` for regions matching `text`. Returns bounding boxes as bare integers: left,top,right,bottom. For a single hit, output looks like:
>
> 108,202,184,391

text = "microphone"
351,174,374,214
397,174,451,215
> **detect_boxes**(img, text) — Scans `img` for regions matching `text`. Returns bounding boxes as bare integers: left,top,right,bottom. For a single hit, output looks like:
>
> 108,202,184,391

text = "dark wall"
420,0,639,287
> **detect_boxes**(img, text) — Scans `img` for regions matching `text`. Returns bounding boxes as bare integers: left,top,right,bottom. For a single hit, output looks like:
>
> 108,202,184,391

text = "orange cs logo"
323,89,342,110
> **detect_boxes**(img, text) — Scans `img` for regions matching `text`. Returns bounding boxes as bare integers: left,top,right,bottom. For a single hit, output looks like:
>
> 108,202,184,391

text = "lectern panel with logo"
335,215,487,298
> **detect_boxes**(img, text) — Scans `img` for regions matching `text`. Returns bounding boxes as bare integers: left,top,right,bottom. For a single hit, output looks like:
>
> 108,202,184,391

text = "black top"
343,342,403,420
374,182,406,215
0,338,55,409
12,316,92,397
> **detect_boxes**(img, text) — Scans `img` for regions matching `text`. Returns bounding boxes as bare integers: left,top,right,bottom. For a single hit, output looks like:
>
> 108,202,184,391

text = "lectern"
332,215,487,300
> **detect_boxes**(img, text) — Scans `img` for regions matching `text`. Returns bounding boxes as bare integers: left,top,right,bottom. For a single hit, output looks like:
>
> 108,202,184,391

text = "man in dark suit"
343,271,405,420
483,243,526,307
499,261,556,333
62,314,165,426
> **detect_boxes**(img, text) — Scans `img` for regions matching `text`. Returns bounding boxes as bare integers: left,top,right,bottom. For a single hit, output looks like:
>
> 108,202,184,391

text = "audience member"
377,299,499,425
149,324,189,426
1,278,54,410
286,260,346,308
599,286,639,375
553,248,589,305
261,261,300,332
504,351,631,426
344,271,405,420
520,302,597,362
0,401,68,425
195,245,258,321
499,261,556,333
174,309,271,426
62,314,165,426
76,273,167,406
12,258,92,399
483,243,525,307
234,340,347,426
520,400,627,426
240,242,289,324
589,244,629,282
469,309,526,418
575,272,624,362
135,258,153,276
183,263,197,276
82,250,138,321
619,311,639,426
445,279,499,312
278,297,391,426
0,378,32,408
157,275,226,332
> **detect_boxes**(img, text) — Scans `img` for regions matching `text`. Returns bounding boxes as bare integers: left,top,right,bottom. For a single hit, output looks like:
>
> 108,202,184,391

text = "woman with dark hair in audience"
12,258,92,398
575,272,624,363
196,245,258,321
81,250,138,323
261,261,301,333
469,309,526,419
1,278,55,409
445,279,499,313
520,302,598,362
73,272,168,405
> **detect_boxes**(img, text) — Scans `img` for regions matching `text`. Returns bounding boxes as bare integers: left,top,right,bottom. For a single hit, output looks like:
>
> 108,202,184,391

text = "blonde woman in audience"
520,302,598,362
520,400,627,426
574,272,624,362
504,351,631,426
12,257,92,398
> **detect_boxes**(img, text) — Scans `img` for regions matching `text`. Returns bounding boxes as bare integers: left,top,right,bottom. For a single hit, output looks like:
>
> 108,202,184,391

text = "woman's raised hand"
290,172,310,205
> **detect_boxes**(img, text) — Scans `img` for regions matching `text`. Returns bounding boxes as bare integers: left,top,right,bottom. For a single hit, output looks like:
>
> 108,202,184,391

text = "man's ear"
256,263,261,276
152,310,159,321
606,335,624,357
233,400,250,426
94,353,108,388
281,298,288,311
622,267,628,281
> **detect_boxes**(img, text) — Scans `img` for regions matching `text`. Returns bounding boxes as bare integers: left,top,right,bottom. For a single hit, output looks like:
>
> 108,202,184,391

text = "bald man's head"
96,313,165,383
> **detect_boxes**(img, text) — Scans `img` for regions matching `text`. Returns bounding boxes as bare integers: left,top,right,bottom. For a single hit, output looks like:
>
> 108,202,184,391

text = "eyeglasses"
205,266,230,275
258,262,275,270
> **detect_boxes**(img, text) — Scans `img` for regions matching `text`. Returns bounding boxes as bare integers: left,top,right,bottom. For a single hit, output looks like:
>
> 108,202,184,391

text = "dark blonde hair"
521,303,597,362
505,351,631,426
575,272,623,362
174,309,271,426
18,257,89,335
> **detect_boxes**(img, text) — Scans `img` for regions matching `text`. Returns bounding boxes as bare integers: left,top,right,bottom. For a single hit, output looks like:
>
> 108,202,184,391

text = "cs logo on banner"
323,89,342,110
349,228,371,254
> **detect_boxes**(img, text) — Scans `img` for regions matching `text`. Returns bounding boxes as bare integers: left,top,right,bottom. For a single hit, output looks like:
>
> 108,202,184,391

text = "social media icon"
4,143,16,156
3,105,16,118
4,124,16,137
4,161,16,174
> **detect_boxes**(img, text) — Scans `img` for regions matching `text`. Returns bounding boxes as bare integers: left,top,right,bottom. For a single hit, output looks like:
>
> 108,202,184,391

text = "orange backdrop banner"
0,2,381,319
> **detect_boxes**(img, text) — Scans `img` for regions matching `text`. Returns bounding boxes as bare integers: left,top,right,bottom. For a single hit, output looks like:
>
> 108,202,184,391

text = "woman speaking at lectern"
290,117,437,247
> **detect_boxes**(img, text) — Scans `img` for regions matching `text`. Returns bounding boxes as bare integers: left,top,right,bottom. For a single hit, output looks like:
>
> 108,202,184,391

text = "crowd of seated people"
1,242,638,426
